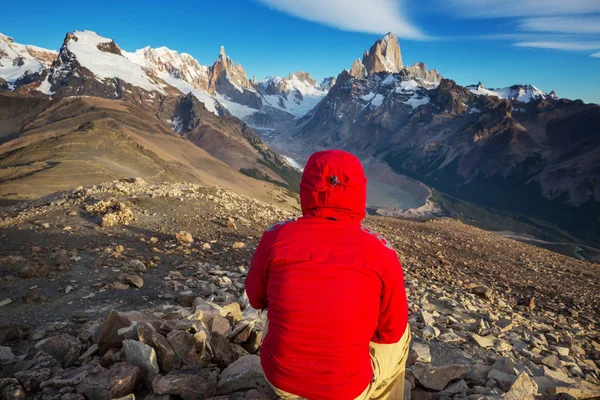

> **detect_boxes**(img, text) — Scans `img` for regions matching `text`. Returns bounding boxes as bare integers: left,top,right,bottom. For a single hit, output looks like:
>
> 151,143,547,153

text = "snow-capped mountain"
0,30,331,125
258,72,334,117
0,33,57,90
467,82,557,103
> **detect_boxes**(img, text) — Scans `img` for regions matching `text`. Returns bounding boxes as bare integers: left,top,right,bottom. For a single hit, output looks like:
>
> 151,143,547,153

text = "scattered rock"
137,322,177,373
98,310,156,356
176,231,193,244
152,366,219,400
216,355,271,395
35,334,81,367
86,198,134,227
410,342,432,364
412,363,471,391
122,340,159,388
121,274,144,288
472,285,493,300
502,372,538,400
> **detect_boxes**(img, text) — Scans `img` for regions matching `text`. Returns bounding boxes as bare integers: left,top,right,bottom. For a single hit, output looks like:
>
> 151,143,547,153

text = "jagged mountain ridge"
0,30,334,124
467,82,558,103
289,34,599,242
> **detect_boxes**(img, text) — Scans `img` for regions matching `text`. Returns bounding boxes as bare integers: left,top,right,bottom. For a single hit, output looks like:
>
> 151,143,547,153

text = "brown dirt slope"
0,95,298,207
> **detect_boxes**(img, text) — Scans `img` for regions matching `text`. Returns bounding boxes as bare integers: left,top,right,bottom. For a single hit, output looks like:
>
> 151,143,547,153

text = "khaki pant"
267,326,412,400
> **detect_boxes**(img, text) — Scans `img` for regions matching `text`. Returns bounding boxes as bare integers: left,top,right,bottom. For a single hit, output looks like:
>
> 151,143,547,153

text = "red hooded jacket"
245,150,408,400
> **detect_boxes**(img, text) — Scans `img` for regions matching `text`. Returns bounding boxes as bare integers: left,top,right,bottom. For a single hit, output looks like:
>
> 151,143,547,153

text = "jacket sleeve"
371,251,409,344
245,232,272,310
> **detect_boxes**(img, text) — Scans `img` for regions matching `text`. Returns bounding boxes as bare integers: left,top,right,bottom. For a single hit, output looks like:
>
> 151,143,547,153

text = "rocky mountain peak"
319,76,336,91
362,32,403,75
349,58,367,79
0,32,58,91
404,62,442,87
219,45,227,61
289,71,317,87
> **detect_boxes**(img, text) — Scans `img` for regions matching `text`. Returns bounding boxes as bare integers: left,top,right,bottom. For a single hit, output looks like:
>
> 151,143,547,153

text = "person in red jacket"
245,150,410,400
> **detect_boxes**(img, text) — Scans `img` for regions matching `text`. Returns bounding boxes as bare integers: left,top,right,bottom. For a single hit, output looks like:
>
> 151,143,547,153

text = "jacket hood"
300,150,367,221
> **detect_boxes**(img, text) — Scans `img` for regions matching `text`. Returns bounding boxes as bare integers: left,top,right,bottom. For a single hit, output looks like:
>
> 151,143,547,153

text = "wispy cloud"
441,0,600,57
514,41,600,51
591,52,600,58
518,16,600,34
255,0,425,39
445,0,600,18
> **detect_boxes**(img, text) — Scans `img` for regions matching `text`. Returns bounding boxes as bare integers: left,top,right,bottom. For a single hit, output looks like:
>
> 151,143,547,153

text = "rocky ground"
0,179,599,400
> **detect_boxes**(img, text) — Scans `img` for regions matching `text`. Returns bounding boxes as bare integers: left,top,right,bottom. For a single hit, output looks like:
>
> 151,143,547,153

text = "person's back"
246,150,409,400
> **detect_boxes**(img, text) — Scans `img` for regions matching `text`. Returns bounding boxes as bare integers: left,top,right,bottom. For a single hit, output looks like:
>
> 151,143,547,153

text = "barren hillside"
0,180,599,399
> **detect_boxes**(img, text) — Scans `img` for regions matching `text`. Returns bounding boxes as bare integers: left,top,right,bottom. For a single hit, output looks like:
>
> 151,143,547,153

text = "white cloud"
255,0,425,39
519,17,600,34
591,52,600,58
514,41,600,51
446,0,600,18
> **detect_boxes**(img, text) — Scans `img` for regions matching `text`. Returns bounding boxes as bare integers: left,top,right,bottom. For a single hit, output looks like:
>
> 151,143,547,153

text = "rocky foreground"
0,179,599,400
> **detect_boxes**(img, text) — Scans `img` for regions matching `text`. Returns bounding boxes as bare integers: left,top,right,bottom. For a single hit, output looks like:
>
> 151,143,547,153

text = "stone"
0,345,15,362
129,259,147,272
242,330,263,354
35,334,82,367
210,335,246,369
178,294,197,307
78,343,99,360
420,310,434,325
100,347,125,367
466,364,494,385
440,379,468,396
98,310,156,356
19,263,48,278
539,354,561,369
550,345,569,357
216,355,271,395
220,302,243,325
472,285,493,299
176,231,194,244
422,325,440,340
210,316,231,336
137,322,177,372
495,318,514,332
438,330,466,343
411,363,471,391
166,330,200,366
471,334,512,352
493,358,516,375
122,274,144,288
41,363,106,390
112,395,135,400
77,362,140,399
0,298,12,307
152,366,219,400
487,369,517,392
0,378,26,400
502,372,538,400
118,324,140,340
518,297,535,311
410,342,432,364
122,340,159,388
230,321,254,344
232,242,245,249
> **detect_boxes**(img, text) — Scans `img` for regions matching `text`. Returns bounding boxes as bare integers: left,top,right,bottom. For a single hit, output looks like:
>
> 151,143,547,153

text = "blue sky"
2,0,599,103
